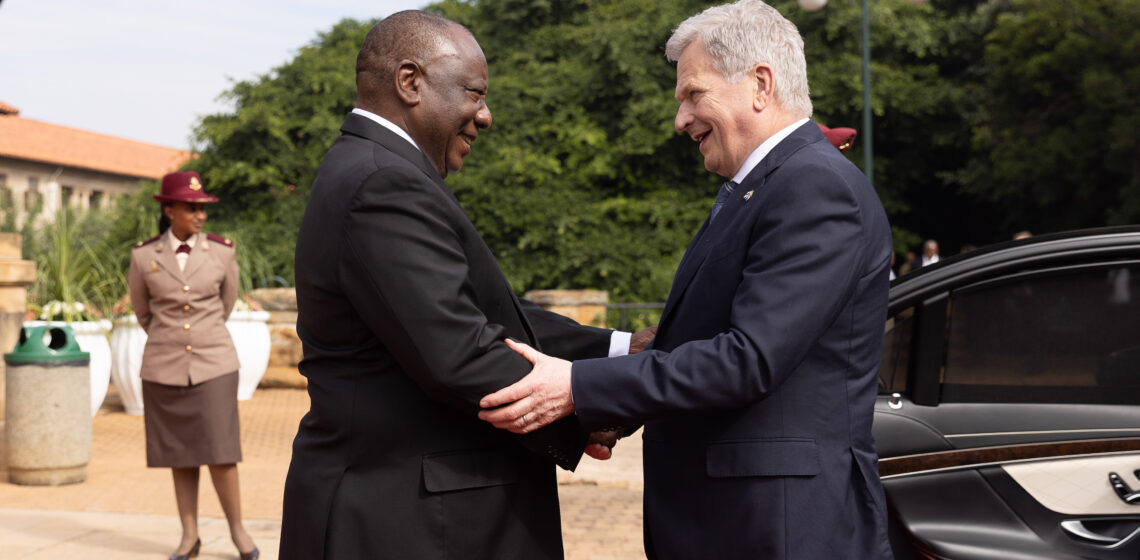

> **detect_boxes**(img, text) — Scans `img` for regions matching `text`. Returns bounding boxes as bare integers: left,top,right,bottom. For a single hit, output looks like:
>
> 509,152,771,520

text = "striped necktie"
709,181,736,224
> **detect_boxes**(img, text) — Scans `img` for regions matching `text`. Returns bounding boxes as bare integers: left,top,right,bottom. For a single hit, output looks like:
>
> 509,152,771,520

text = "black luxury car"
877,226,1140,559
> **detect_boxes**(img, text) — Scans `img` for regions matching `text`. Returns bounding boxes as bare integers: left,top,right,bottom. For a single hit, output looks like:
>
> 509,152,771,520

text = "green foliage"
192,18,375,284
957,0,1140,234
181,0,1140,302
24,207,123,319
785,0,997,252
433,0,716,301
22,183,157,319
214,227,280,295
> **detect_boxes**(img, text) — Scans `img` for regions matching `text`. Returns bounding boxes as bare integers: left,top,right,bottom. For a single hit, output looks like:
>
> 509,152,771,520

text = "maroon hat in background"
817,124,857,154
154,171,219,204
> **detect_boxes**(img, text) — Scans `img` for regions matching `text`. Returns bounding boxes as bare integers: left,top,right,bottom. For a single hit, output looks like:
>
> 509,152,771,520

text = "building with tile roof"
0,101,193,225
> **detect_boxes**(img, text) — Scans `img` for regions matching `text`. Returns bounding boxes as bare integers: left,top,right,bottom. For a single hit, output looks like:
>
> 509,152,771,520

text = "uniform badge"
188,176,202,191
743,190,754,201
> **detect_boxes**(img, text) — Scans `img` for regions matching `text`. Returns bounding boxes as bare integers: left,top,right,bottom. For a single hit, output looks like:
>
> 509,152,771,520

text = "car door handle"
1108,472,1140,504
1061,520,1123,544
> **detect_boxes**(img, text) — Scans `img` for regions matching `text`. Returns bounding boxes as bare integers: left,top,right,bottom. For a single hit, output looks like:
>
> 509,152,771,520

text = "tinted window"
942,264,1140,403
880,307,914,394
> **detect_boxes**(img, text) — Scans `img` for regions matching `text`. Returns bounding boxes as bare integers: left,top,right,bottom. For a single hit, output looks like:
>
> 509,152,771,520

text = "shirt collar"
351,108,421,152
167,229,196,250
731,117,810,184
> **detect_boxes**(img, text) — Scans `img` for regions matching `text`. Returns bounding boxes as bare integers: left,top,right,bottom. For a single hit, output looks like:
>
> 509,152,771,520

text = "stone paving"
0,387,645,559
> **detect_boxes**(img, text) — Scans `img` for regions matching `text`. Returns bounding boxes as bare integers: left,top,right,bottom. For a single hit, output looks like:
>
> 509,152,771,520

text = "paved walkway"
0,387,644,559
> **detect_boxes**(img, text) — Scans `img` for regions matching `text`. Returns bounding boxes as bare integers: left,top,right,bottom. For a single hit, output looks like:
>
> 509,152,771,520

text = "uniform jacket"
572,121,894,560
128,231,240,386
280,113,612,560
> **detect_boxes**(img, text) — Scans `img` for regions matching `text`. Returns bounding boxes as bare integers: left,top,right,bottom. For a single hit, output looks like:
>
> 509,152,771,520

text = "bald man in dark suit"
280,11,641,560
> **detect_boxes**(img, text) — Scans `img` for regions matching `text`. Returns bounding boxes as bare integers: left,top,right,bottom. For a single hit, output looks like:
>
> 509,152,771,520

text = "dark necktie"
709,181,736,223
176,243,191,254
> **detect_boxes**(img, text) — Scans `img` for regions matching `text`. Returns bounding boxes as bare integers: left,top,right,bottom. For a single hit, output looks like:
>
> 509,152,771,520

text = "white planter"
25,319,113,417
226,310,271,400
109,316,147,416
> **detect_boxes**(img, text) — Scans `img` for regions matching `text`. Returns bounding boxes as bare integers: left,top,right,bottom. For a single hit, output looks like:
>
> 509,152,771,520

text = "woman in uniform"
128,171,258,560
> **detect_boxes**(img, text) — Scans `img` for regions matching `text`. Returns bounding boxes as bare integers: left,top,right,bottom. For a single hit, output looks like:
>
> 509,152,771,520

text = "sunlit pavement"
0,388,645,559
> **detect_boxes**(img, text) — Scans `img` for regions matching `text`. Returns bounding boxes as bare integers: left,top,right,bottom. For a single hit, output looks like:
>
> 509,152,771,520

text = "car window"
880,307,914,395
941,264,1140,404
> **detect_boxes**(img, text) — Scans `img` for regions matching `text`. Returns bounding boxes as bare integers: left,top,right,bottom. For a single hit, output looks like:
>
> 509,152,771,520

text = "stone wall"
0,233,36,418
523,289,608,328
246,288,305,389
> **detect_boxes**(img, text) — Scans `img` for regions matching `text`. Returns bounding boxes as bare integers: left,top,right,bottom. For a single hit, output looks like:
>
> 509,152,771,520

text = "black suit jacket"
572,121,894,559
280,113,611,560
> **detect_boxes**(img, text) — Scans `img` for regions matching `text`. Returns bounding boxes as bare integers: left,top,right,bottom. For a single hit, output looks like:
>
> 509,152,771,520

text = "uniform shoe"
169,538,200,560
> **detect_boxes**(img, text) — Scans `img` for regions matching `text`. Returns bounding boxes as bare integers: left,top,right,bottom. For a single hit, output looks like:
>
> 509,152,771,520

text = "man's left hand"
630,325,657,354
585,428,624,460
478,339,574,434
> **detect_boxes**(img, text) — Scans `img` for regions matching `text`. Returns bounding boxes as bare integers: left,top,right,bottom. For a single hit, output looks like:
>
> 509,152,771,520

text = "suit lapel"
340,113,452,194
658,121,825,329
152,237,183,283
340,112,542,347
656,184,753,328
658,217,713,326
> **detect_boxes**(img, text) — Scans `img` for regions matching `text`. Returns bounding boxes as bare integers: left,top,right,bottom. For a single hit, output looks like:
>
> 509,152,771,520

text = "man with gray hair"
479,1,894,557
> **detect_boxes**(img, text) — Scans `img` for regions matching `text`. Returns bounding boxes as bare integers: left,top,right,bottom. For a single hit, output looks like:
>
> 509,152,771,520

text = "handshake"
477,326,657,461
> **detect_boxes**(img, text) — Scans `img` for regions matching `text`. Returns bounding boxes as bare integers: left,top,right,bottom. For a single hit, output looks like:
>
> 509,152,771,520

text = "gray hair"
665,0,812,117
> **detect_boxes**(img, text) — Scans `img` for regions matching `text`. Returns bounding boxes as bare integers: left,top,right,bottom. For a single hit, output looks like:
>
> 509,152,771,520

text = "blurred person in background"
128,171,258,560
920,239,940,267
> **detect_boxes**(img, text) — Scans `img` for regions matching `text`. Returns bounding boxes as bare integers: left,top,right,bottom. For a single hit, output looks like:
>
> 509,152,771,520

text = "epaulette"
206,233,235,247
133,235,162,249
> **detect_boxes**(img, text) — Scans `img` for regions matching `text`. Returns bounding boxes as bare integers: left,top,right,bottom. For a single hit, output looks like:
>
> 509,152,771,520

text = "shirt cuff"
608,331,632,357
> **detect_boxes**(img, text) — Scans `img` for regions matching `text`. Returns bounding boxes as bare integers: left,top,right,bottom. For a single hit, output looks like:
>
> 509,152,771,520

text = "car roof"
889,226,1140,314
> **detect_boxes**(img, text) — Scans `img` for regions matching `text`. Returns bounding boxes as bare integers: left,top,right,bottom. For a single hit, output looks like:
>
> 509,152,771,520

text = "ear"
752,64,775,112
395,60,424,106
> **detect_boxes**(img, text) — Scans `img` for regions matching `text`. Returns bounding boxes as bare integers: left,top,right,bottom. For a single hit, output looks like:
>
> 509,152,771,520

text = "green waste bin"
4,325,91,485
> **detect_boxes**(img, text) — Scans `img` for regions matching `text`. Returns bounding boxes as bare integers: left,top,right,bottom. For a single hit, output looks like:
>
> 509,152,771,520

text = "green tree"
432,0,716,301
198,0,1124,298
191,19,372,282
957,0,1140,234
786,0,1002,252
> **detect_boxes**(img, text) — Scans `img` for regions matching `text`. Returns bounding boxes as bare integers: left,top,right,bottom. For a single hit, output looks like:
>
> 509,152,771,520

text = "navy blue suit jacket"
572,121,894,560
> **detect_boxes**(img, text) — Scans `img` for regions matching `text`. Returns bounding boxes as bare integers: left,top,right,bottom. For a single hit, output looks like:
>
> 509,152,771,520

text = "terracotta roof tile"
0,113,192,179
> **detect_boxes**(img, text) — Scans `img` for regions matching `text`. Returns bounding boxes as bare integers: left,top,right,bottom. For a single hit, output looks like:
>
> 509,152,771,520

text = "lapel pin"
743,190,754,201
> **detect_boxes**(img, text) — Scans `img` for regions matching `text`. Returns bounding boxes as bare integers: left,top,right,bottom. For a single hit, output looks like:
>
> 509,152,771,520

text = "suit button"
183,324,190,331
183,305,191,312
185,345,192,352
182,285,190,292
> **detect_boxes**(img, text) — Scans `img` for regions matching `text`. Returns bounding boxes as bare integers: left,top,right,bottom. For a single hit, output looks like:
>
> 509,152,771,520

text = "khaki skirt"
142,371,242,468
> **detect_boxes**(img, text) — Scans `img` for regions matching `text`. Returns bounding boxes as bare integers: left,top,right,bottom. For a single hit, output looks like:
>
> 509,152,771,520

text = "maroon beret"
154,171,219,204
817,124,857,154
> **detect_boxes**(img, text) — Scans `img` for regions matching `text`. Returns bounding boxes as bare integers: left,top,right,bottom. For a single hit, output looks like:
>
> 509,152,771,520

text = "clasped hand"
478,339,575,434
478,339,618,459
479,326,656,460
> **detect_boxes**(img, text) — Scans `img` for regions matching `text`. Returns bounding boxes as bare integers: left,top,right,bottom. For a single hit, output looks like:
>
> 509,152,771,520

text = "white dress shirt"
168,229,196,272
732,118,810,184
351,108,420,151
